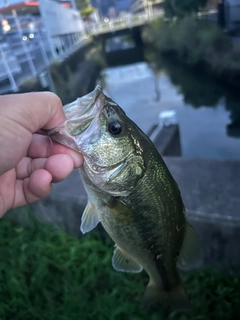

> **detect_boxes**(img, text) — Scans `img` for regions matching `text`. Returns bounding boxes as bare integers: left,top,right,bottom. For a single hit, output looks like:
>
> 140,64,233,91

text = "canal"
101,56,240,160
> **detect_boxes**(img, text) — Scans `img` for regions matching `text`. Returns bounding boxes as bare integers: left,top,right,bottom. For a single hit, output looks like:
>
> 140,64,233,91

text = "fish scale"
44,86,199,312
119,151,184,290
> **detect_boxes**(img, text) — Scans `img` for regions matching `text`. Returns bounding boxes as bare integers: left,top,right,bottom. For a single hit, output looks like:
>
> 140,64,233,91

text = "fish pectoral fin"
80,200,99,234
112,245,143,273
177,221,200,267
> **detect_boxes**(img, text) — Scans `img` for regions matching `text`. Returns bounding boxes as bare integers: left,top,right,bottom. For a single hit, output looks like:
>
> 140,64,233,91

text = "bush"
143,16,240,75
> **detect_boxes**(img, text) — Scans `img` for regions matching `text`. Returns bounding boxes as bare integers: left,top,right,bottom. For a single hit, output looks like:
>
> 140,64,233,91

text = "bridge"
86,11,163,36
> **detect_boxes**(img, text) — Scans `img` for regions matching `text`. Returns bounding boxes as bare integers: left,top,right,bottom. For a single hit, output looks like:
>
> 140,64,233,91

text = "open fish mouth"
42,85,105,151
63,85,103,122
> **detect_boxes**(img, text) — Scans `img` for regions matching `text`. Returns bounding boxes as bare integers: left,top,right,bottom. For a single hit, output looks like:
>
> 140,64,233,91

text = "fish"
44,85,199,312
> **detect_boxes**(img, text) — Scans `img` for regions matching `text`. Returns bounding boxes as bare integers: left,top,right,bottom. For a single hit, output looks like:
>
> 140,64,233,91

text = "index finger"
28,134,84,168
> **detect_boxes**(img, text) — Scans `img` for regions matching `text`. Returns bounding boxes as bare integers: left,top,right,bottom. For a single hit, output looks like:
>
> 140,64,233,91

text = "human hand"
0,92,83,217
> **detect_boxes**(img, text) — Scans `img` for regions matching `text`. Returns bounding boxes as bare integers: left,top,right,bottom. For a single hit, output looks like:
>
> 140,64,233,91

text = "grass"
0,214,239,320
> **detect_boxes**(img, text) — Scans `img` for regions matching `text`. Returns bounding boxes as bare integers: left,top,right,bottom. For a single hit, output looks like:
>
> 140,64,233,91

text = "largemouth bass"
44,85,199,311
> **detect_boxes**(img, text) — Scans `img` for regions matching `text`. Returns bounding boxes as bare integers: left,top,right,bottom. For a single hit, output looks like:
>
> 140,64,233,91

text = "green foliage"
48,43,104,104
163,0,207,18
143,16,240,79
0,216,240,320
84,43,107,68
21,76,38,87
19,76,42,93
80,7,95,18
145,52,225,108
144,17,230,62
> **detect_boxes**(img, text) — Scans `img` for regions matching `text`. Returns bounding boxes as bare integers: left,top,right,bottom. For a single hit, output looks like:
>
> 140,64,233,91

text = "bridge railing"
86,11,164,36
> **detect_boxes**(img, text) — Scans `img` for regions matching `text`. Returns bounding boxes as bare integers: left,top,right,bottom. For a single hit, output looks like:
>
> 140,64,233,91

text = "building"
206,0,240,32
0,0,85,93
0,0,75,8
224,0,240,31
0,1,85,48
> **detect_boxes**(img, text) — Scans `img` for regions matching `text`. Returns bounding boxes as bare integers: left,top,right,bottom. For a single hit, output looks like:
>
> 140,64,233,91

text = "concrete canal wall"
19,41,102,105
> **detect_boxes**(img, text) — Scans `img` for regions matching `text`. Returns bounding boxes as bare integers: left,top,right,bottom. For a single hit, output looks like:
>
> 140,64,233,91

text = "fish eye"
108,121,122,135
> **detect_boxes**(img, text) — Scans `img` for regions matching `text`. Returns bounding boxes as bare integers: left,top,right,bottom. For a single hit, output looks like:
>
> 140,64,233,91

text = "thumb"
0,91,65,134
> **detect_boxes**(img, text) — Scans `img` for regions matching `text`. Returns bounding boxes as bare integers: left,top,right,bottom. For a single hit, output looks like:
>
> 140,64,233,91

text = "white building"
0,0,86,93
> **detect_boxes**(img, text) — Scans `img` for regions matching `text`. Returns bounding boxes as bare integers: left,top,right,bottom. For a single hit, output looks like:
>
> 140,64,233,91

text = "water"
102,61,240,160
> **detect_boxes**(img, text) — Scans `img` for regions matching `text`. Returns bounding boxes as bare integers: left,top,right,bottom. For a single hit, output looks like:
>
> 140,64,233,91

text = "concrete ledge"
6,157,240,272
151,125,182,156
164,157,240,272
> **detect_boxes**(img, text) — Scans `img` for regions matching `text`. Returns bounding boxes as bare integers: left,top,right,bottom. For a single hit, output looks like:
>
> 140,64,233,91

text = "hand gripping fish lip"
41,86,105,151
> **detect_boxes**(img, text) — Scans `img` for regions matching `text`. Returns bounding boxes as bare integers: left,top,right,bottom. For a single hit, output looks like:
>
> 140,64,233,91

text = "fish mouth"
63,85,103,122
42,85,105,152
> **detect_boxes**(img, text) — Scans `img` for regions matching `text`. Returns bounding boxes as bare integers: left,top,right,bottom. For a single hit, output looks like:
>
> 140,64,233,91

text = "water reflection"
105,35,135,52
146,50,225,108
225,93,240,138
146,50,240,143
102,50,240,159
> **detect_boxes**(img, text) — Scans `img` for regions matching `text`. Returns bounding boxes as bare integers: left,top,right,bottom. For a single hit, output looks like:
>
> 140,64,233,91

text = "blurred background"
1,0,240,319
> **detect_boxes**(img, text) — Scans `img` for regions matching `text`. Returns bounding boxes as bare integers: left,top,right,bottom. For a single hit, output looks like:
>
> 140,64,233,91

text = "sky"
116,0,131,11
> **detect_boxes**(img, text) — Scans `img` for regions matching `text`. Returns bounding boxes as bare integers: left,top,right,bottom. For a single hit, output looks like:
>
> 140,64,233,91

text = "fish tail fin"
141,282,192,314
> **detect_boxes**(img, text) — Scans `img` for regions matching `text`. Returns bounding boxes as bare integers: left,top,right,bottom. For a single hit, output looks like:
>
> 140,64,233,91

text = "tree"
163,0,207,18
80,7,95,21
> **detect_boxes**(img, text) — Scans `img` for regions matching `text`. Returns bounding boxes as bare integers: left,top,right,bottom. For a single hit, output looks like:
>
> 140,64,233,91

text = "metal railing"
0,12,87,94
131,0,164,15
86,11,163,35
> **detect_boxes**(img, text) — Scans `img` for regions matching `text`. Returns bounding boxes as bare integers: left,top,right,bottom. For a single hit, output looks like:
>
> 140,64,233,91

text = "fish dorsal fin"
112,245,143,273
178,221,200,266
80,200,99,234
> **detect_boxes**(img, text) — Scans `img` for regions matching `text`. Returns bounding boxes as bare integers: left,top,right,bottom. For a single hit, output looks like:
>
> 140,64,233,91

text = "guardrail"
0,13,86,94
87,11,163,35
